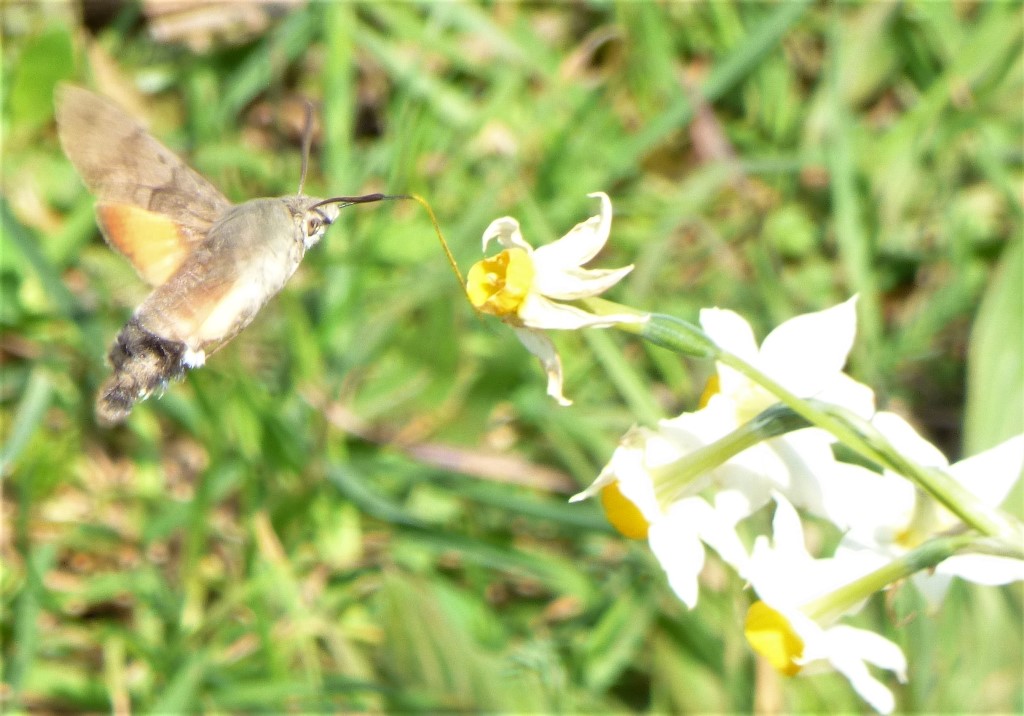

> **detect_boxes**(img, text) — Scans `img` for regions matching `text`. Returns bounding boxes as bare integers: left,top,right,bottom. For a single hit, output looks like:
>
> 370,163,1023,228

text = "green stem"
651,405,811,506
581,298,718,358
803,533,980,624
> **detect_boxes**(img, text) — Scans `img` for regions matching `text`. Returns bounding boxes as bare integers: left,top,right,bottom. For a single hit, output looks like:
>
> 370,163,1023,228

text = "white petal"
700,308,759,396
947,434,1024,507
758,297,859,398
827,624,907,675
648,501,709,609
711,481,770,526
607,429,664,523
531,192,612,269
824,626,904,714
753,431,835,507
512,328,571,406
935,554,1024,585
518,293,643,330
769,493,808,558
700,307,760,359
808,458,915,533
481,216,533,252
533,264,635,300
870,412,949,468
815,373,877,418
569,467,616,503
691,500,752,575
910,570,954,610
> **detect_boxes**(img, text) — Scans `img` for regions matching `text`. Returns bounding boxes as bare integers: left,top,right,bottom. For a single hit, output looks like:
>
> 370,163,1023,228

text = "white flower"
745,497,907,714
570,416,752,608
700,296,875,423
466,192,643,405
699,297,889,528
838,416,1024,606
570,299,885,606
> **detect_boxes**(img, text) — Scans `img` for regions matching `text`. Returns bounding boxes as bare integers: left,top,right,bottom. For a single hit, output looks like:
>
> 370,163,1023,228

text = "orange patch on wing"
96,203,192,286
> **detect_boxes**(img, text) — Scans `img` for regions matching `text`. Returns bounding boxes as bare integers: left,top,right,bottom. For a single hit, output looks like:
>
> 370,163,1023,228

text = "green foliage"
2,2,1021,712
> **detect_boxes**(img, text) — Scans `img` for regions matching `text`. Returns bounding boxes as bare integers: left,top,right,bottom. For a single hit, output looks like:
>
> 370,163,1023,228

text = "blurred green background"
2,1,1022,712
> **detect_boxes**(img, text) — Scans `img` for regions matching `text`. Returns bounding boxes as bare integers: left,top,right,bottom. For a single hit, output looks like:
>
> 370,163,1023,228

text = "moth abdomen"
96,318,189,425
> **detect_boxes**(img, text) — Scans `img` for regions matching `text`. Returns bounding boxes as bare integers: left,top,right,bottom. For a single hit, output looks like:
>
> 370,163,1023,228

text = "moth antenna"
297,100,314,196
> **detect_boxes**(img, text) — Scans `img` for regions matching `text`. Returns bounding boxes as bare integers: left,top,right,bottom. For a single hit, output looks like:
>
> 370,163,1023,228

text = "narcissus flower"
571,299,884,606
700,296,874,424
466,192,643,405
697,296,890,529
745,497,907,714
570,416,753,608
838,416,1024,607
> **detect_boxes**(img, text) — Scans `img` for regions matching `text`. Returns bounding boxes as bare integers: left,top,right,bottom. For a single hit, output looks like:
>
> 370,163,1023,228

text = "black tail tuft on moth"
96,319,188,425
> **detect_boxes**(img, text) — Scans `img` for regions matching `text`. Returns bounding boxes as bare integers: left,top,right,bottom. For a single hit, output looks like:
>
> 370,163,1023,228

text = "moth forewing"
55,84,231,279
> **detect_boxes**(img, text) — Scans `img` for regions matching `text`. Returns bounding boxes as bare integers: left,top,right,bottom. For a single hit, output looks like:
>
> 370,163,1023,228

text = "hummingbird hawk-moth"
56,85,394,425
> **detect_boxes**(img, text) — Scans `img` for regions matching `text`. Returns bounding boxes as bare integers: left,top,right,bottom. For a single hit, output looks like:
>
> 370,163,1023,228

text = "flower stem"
579,298,718,358
803,533,978,623
652,405,811,505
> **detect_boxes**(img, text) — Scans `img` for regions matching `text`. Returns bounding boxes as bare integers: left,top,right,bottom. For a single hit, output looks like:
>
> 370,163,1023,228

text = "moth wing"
94,203,193,285
55,84,233,285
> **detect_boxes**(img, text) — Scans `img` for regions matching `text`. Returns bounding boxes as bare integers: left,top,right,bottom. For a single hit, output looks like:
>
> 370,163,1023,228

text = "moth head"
301,201,340,248
289,102,406,248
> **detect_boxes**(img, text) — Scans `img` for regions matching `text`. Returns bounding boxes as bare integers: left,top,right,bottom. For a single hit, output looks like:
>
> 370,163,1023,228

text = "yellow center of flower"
744,601,805,676
465,248,535,318
599,482,650,540
698,374,720,409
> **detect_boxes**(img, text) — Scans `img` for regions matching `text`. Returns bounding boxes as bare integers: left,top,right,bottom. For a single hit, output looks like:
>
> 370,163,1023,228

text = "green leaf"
964,239,1024,454
8,26,75,130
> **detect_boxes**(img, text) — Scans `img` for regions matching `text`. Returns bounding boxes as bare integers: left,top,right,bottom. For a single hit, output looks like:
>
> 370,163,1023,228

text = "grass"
2,1,1022,713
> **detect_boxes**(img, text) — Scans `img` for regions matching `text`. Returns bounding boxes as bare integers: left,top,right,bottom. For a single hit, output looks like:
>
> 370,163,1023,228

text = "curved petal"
827,625,907,675
648,501,708,609
935,554,1024,586
700,308,759,397
659,401,737,444
806,458,915,533
694,498,752,575
482,216,533,252
870,412,949,468
604,428,664,523
758,297,859,398
531,192,612,269
910,570,954,610
828,655,896,714
947,434,1024,507
518,293,643,330
512,327,570,406
569,469,615,503
769,493,808,558
701,307,759,360
816,373,877,418
713,461,775,522
533,264,634,300
824,627,904,714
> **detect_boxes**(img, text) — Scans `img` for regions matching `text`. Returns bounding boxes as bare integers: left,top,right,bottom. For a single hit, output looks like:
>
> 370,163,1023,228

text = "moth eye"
306,217,322,235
